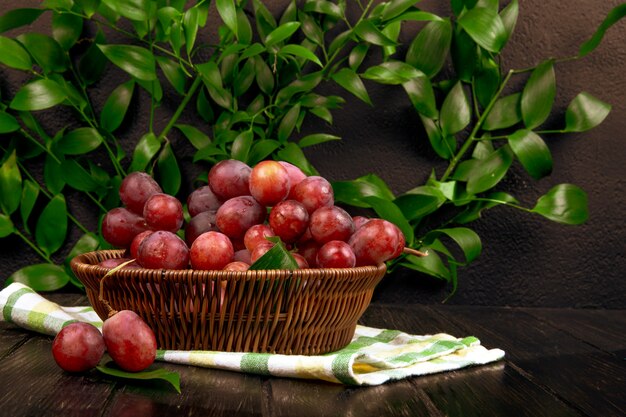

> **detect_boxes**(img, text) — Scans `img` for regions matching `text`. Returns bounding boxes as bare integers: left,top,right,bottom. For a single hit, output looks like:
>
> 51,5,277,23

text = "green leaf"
233,58,256,97
521,60,555,129
6,264,71,291
453,191,518,224
236,8,253,44
19,179,39,233
231,130,253,163
130,132,161,172
532,184,588,225
406,19,452,78
136,78,163,103
353,19,396,47
44,154,65,195
0,213,14,238
183,6,199,57
275,71,322,103
455,146,514,195
382,0,421,21
564,92,611,132
248,139,281,166
0,151,22,215
36,194,67,256
42,0,74,10
264,21,300,47
457,7,506,52
78,30,107,85
96,362,181,394
76,0,100,18
277,103,301,143
394,186,446,221
402,75,437,118
278,44,322,67
483,93,521,131
331,68,372,105
500,0,519,45
0,8,44,33
156,57,187,95
253,55,275,95
0,111,20,134
249,237,298,270
10,79,66,111
216,0,238,37
0,36,32,71
362,61,423,85
276,143,318,176
401,249,450,281
302,0,342,18
299,12,324,46
579,3,626,57
440,82,470,136
98,44,157,81
474,56,500,109
508,129,552,180
17,33,69,73
175,124,211,150
425,227,481,263
451,28,478,82
253,0,277,41
101,0,148,21
386,10,444,25
57,127,103,155
52,12,83,51
66,232,99,265
332,174,396,208
100,80,135,133
420,116,455,159
61,159,99,192
299,133,341,148
156,143,181,196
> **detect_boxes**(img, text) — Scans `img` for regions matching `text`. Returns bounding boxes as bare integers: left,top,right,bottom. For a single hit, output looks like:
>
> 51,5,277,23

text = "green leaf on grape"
249,237,298,270
96,362,181,394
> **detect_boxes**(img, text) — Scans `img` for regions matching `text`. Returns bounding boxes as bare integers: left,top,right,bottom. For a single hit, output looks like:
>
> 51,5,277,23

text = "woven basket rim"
70,249,387,282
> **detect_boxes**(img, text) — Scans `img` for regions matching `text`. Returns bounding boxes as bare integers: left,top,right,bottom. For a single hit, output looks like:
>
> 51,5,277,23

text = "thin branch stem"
157,76,204,142
19,129,61,164
441,69,515,181
13,229,53,263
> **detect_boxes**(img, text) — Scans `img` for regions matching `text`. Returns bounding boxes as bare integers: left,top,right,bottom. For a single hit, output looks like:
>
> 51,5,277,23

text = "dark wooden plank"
431,305,626,417
0,336,116,417
0,322,30,359
520,307,626,353
267,304,581,417
102,365,265,417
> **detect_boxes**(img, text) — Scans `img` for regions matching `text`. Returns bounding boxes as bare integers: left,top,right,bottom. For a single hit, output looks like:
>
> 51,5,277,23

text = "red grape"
296,240,319,268
352,216,370,230
309,206,355,244
292,253,309,269
269,200,310,243
143,193,184,232
233,249,252,264
289,176,334,214
279,161,307,193
316,240,356,268
243,224,275,252
249,160,290,206
119,172,162,215
184,211,218,246
98,258,139,269
250,241,274,263
348,219,404,266
216,196,266,239
208,159,251,200
130,230,154,259
223,261,250,271
190,231,234,270
102,207,149,248
187,185,222,217
52,322,105,372
136,231,189,270
102,310,156,372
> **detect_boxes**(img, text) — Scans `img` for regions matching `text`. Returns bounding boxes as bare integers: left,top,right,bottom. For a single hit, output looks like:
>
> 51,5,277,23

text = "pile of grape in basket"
101,160,407,271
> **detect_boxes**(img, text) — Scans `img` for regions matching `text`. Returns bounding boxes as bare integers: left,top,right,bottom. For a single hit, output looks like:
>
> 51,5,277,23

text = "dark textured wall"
1,1,625,308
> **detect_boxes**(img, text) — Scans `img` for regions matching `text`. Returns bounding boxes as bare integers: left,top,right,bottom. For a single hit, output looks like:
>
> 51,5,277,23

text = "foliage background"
0,0,624,308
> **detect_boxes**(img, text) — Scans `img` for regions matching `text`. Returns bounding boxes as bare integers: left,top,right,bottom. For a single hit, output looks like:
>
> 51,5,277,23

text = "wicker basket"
70,250,387,355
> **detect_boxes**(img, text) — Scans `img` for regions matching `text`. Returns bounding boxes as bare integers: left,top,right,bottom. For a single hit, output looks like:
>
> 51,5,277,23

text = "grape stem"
403,247,428,257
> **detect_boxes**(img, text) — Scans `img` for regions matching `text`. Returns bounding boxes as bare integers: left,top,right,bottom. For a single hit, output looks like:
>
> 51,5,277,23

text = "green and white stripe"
0,283,505,386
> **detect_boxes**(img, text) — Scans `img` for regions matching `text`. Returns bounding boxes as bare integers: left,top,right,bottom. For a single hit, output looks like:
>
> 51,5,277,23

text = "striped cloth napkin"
0,282,504,386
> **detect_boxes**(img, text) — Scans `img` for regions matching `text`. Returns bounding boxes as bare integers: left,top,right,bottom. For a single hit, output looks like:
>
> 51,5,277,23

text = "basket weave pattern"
70,250,386,355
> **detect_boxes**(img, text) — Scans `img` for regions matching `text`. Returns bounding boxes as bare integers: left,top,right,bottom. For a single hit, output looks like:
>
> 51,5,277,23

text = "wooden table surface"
0,293,624,417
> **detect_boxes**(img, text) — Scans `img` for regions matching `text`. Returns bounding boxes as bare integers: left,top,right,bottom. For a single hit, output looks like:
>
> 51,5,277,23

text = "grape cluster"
101,160,406,271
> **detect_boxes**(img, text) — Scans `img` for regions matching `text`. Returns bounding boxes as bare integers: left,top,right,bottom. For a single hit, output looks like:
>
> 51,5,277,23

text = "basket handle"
98,259,136,318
